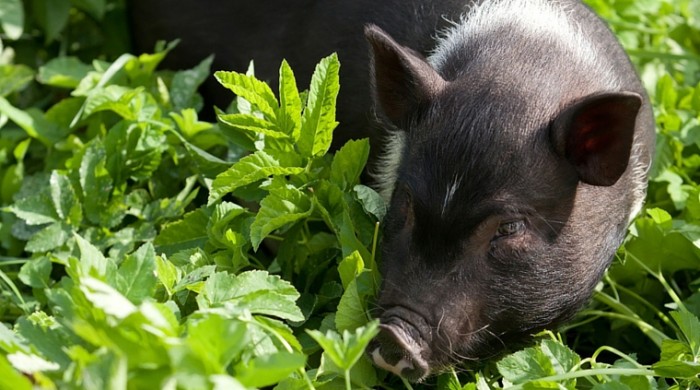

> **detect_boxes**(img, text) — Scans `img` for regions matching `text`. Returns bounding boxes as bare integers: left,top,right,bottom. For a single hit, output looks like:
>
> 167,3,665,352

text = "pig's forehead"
399,98,558,206
406,91,550,171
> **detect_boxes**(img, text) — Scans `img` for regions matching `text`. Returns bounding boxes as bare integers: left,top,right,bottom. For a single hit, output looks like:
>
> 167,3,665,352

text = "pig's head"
364,25,647,382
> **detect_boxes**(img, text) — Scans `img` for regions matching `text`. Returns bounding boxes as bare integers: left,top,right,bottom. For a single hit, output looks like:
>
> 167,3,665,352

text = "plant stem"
506,368,656,390
345,369,352,390
593,291,670,346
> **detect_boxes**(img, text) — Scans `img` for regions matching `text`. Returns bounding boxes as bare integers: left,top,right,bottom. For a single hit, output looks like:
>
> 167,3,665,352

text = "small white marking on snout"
370,347,415,377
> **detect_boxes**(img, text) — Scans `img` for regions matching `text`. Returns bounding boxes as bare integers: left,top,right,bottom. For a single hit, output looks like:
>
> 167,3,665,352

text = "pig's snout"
367,314,431,382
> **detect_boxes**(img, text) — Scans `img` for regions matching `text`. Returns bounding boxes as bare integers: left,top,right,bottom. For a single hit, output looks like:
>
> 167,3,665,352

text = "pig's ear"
365,24,447,126
552,92,642,186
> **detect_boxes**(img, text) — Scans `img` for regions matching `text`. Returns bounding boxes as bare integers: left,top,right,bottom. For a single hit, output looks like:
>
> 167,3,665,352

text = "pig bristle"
627,141,651,224
371,130,407,201
428,0,620,89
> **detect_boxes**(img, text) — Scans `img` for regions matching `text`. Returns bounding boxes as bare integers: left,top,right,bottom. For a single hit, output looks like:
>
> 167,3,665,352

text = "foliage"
0,0,697,389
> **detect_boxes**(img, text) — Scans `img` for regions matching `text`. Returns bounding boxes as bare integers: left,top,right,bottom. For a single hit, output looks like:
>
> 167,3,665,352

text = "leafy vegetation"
0,0,698,389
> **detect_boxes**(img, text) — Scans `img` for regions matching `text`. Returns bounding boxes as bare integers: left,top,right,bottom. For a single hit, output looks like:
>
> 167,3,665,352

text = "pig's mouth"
367,308,432,382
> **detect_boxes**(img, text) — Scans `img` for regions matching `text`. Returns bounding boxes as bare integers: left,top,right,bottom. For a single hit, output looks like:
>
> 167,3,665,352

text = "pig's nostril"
368,325,430,382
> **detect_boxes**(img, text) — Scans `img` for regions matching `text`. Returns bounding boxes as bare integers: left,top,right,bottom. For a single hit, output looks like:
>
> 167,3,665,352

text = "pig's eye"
494,220,525,239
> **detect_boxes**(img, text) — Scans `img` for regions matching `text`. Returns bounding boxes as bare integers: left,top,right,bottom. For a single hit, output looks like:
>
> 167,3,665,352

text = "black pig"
129,0,655,382
365,0,654,382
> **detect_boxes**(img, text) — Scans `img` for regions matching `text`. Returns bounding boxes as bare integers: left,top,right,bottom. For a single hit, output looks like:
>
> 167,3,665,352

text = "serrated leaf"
200,270,303,322
116,243,157,304
208,150,303,205
354,184,387,221
154,208,211,256
307,320,379,371
670,311,700,358
25,221,71,253
278,59,302,139
337,251,364,290
215,70,278,120
155,256,179,297
298,53,340,157
15,314,71,370
78,141,114,225
330,139,369,191
73,233,114,280
7,177,58,227
49,171,80,224
336,271,375,332
18,257,51,288
170,108,213,138
250,185,312,250
497,340,573,384
171,55,213,110
653,360,700,378
218,112,288,139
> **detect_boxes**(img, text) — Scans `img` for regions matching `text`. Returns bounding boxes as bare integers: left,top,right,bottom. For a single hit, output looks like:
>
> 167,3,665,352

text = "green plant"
0,0,698,389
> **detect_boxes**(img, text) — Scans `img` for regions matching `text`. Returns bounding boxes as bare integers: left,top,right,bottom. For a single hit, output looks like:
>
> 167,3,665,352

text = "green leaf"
0,0,24,39
116,243,157,304
78,140,114,226
670,311,700,358
200,270,304,322
218,112,288,140
330,139,370,191
10,182,58,225
72,233,115,280
298,53,340,157
170,108,213,139
171,55,213,110
155,256,179,297
354,184,387,221
337,251,364,290
307,320,379,371
154,208,211,256
25,222,71,253
497,340,579,386
278,59,302,139
652,360,700,378
215,70,278,121
49,171,81,225
0,64,34,96
37,57,93,88
31,0,71,43
250,185,312,250
336,271,376,332
79,277,137,319
208,150,304,205
71,0,106,19
15,314,71,370
0,354,32,390
0,97,65,144
235,352,306,388
18,257,52,289
186,314,248,374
